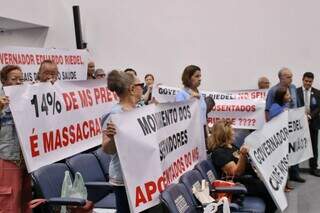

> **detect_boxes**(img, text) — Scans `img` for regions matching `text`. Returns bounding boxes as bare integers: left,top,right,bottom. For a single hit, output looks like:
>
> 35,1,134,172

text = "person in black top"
208,120,277,213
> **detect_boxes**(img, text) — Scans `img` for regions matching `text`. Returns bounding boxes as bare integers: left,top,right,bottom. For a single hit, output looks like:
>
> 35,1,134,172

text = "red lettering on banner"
251,91,266,99
62,127,69,146
213,104,255,112
94,87,117,104
54,129,62,149
0,53,36,65
145,181,157,202
64,55,84,65
41,118,101,154
208,117,236,126
35,54,64,65
43,131,54,153
29,130,40,157
134,148,200,207
78,89,93,108
62,92,79,111
135,186,148,207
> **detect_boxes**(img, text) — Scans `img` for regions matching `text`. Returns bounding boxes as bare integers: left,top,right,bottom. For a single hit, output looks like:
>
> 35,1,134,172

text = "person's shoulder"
270,102,281,110
290,84,297,89
175,89,189,101
312,87,320,94
212,147,231,156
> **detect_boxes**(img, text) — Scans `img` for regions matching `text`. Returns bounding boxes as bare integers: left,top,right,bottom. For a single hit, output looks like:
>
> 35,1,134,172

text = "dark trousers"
309,127,319,170
237,176,277,213
289,164,300,179
114,186,130,213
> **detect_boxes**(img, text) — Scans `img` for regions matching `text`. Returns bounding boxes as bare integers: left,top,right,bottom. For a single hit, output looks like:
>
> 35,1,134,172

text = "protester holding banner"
208,120,277,213
268,86,295,192
265,68,305,183
101,70,137,213
37,59,59,83
269,87,291,120
0,65,32,213
297,72,320,177
175,65,207,124
175,65,208,148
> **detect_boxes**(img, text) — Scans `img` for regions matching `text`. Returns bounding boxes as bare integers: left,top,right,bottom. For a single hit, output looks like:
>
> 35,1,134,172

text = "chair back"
160,183,197,213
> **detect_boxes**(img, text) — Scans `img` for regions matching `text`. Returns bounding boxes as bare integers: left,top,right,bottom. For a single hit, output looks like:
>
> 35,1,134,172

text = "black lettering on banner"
288,119,303,133
289,138,307,153
253,127,289,165
137,106,191,136
158,87,177,95
268,154,289,191
62,71,77,80
159,130,188,161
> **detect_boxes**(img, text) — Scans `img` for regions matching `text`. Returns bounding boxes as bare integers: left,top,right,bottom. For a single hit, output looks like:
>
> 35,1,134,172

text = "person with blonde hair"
208,120,276,213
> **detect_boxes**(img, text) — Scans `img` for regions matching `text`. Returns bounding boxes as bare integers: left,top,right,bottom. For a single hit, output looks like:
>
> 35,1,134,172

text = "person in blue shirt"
175,65,207,125
175,65,208,148
269,86,291,119
265,68,305,183
268,86,294,192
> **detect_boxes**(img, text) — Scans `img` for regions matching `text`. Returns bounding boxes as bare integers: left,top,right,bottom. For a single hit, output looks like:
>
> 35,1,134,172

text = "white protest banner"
4,80,117,172
288,107,313,166
245,111,289,212
112,100,207,213
0,46,90,81
152,84,266,129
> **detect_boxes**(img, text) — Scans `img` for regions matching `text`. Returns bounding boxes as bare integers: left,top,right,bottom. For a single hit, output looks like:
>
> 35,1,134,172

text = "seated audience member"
101,70,137,213
37,60,59,83
143,74,154,104
94,68,106,79
87,61,95,79
0,65,32,213
268,86,294,192
208,120,277,213
258,76,270,89
124,68,137,76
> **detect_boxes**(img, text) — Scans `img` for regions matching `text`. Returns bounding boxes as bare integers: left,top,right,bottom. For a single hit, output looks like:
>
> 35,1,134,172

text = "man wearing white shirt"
297,72,320,177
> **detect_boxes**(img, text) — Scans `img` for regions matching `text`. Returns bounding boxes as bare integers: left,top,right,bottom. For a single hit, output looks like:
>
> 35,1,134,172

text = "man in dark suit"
297,72,320,177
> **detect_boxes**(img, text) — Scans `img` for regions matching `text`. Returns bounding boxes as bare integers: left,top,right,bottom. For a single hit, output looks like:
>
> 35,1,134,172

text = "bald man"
265,67,305,183
258,76,270,89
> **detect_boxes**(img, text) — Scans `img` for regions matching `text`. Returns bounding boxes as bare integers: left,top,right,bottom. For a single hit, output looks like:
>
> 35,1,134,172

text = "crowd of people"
0,59,319,213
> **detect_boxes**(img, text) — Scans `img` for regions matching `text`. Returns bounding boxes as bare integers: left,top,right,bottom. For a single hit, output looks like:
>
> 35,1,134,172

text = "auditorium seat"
31,163,86,213
92,147,112,180
65,153,116,209
194,160,266,213
160,183,202,213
